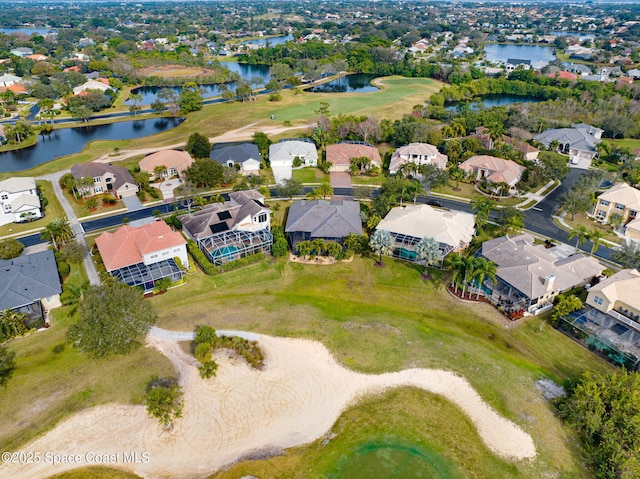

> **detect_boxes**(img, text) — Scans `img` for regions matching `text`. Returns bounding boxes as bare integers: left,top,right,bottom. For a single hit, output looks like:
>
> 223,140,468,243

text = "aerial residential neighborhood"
1,1,640,478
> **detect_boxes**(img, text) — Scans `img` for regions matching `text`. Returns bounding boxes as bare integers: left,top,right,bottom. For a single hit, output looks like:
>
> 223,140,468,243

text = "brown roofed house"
326,142,381,173
459,155,526,194
139,150,194,180
70,162,139,198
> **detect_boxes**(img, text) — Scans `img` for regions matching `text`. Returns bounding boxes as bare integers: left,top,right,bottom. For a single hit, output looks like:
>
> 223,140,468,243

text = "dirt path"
94,122,314,164
0,334,536,479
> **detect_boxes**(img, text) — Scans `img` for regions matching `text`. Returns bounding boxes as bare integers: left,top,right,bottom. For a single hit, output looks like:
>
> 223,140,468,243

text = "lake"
447,94,541,112
0,27,56,35
241,34,294,47
484,44,555,69
308,74,380,93
128,62,271,105
0,118,182,172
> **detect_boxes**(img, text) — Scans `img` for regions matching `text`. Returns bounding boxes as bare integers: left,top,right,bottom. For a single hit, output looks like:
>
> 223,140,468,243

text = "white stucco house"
0,177,43,226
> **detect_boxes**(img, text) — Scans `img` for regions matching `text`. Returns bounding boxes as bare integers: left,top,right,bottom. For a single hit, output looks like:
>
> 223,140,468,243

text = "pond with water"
127,62,271,105
0,27,56,35
447,94,541,112
241,34,294,47
325,441,460,479
484,44,555,69
0,117,182,172
308,74,379,93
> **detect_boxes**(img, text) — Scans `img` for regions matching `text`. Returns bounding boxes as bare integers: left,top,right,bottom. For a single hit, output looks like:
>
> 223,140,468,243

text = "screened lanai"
112,258,182,293
198,229,273,265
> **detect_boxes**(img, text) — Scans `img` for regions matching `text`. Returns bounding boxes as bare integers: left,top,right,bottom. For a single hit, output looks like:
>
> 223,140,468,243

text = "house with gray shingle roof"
71,162,138,199
0,177,43,226
534,123,602,162
0,250,62,323
181,190,272,265
285,199,362,250
478,234,604,315
210,142,261,175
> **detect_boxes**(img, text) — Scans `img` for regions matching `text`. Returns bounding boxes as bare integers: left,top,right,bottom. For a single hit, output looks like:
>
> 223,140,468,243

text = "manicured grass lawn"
49,467,142,479
432,182,522,206
291,167,327,183
605,138,640,152
0,180,66,238
351,174,383,186
557,211,620,245
0,264,176,453
146,256,611,479
61,189,128,219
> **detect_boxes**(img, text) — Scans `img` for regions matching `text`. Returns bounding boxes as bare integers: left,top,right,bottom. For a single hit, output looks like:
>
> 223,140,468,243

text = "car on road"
426,199,444,207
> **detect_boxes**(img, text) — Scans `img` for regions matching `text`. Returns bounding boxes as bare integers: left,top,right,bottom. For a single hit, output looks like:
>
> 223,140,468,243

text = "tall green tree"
145,376,184,429
40,217,73,251
472,257,497,299
67,282,157,357
497,207,525,236
276,178,303,200
568,225,590,254
369,229,393,266
588,228,604,256
253,131,271,162
611,240,640,269
416,236,440,277
184,159,223,188
470,197,496,231
185,132,211,159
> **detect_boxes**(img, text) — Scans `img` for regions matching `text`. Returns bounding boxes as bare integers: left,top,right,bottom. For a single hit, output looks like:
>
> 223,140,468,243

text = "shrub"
57,260,70,277
292,156,302,167
136,190,147,201
0,238,24,260
146,187,161,199
269,92,282,101
198,360,219,379
194,342,213,363
153,277,172,294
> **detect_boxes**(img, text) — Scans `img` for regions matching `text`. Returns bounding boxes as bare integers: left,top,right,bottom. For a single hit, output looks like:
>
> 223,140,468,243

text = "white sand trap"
0,335,536,479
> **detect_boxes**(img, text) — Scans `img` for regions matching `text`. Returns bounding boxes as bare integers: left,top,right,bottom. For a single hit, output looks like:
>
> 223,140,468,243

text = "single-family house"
71,162,139,199
628,69,640,79
269,139,318,184
9,47,33,58
181,190,272,265
506,59,531,72
459,155,526,194
0,73,22,88
210,143,261,175
0,249,62,324
559,269,640,369
388,143,448,174
95,220,189,293
593,182,640,239
0,124,5,143
501,136,540,161
478,234,604,315
285,199,362,250
72,78,111,96
376,204,475,264
534,123,602,163
0,177,43,226
139,150,194,180
326,142,381,173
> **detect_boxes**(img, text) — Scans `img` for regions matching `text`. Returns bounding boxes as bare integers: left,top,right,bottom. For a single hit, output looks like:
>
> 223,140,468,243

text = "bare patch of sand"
0,334,536,479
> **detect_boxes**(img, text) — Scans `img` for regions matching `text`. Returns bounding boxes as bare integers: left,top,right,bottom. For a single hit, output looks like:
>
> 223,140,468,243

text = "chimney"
544,274,555,292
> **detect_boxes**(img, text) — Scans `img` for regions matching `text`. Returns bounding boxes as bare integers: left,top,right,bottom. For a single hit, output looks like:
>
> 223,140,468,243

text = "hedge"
186,240,266,275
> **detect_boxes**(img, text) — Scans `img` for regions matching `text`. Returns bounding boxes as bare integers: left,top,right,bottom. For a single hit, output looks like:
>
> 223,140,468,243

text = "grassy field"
49,467,142,479
0,180,66,238
0,76,444,180
0,263,176,452
140,255,612,479
605,138,640,152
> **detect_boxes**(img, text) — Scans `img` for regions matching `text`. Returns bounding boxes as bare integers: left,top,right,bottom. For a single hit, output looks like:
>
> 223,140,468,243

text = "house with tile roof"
593,183,640,240
71,162,138,199
285,199,362,250
376,204,475,264
210,142,261,175
0,177,43,226
72,78,111,95
459,155,526,194
534,123,602,162
326,141,381,173
181,190,272,265
0,73,22,87
388,143,447,174
139,150,194,180
95,220,188,293
501,136,540,161
478,234,604,314
0,250,62,323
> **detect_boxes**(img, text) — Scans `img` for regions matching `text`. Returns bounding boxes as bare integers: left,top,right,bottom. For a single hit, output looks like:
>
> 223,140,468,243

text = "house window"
600,200,609,206
593,296,603,305
93,176,101,183
3,204,11,212
94,186,103,193
630,210,637,218
105,177,113,183
616,203,624,210
0,194,7,200
257,212,268,223
597,210,606,218
150,254,158,259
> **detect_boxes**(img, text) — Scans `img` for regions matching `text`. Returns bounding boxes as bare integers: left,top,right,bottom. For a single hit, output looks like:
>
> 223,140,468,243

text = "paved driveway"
330,171,351,187
272,164,292,185
122,195,144,211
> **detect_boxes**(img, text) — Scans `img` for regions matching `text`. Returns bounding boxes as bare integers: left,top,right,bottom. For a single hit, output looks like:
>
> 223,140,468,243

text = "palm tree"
316,178,333,199
449,167,465,191
296,240,312,259
444,252,465,293
460,256,479,298
0,309,28,338
312,238,326,256
41,217,73,251
325,241,343,260
62,280,90,315
568,225,590,254
416,236,440,279
369,229,393,266
472,257,497,299
129,93,143,116
588,228,604,256
470,197,495,230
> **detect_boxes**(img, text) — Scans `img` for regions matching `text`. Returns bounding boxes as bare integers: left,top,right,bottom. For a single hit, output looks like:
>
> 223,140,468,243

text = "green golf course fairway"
325,440,460,479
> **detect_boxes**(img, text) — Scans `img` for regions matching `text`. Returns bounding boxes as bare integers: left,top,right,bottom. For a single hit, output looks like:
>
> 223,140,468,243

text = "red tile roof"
95,221,186,271
326,143,381,166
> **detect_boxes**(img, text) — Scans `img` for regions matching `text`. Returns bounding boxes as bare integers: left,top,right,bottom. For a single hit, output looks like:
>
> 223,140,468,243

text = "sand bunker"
0,334,536,479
